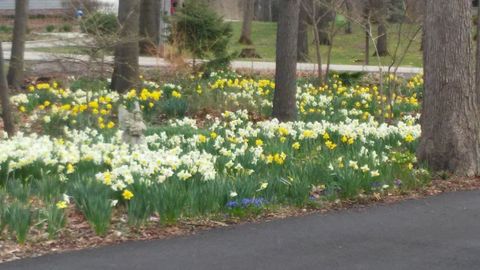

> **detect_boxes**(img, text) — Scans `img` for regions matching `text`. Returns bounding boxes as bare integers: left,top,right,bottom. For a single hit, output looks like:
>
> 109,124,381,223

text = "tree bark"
111,0,141,93
0,43,15,137
316,16,331,45
239,0,255,44
375,23,388,56
139,0,160,54
344,0,353,34
7,0,28,89
297,5,309,62
476,2,480,101
417,0,480,176
272,0,300,122
364,4,370,65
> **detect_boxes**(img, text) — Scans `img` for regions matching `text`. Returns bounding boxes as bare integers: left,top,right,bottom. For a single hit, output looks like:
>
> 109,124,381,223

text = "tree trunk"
365,29,370,65
239,0,255,44
266,0,272,21
344,0,353,34
476,3,480,101
417,0,480,176
316,18,331,45
7,0,28,89
111,0,141,93
375,23,388,56
139,0,160,54
364,3,370,65
272,0,300,122
297,5,309,62
0,43,15,137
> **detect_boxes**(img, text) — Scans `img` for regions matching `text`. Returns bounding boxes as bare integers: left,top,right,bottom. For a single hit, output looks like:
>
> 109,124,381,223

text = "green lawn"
31,21,423,67
33,46,94,55
229,21,423,67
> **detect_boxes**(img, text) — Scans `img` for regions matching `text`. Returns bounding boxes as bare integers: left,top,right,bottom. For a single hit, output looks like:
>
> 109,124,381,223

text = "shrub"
0,25,12,33
45,25,55,33
61,24,73,32
169,0,233,72
80,12,118,36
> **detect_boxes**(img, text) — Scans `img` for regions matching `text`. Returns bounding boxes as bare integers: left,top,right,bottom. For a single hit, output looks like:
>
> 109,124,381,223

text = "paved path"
2,190,480,270
2,39,423,74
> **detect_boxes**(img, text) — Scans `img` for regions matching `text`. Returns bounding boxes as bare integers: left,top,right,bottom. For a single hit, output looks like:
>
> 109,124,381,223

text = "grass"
32,46,94,55
30,21,423,67
229,21,423,67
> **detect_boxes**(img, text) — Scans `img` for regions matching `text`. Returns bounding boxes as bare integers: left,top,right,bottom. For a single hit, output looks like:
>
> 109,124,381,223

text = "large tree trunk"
239,0,255,44
297,5,309,62
272,0,300,122
7,0,28,89
0,43,15,137
111,0,141,93
417,0,480,176
476,3,480,100
139,0,160,54
375,23,388,56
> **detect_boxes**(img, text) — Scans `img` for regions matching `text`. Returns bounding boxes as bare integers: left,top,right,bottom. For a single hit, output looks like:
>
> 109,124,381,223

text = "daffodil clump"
0,71,428,241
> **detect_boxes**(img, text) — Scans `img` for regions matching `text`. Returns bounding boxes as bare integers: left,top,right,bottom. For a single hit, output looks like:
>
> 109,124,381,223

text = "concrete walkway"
2,39,423,74
2,190,480,270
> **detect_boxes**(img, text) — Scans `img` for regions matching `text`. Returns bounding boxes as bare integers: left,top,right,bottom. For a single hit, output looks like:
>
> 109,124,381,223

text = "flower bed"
0,72,426,244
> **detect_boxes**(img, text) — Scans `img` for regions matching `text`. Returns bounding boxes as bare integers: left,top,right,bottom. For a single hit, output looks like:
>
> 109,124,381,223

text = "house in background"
0,0,70,16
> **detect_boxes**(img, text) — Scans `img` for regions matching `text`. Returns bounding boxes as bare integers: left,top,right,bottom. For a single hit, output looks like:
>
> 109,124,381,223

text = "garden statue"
119,102,147,145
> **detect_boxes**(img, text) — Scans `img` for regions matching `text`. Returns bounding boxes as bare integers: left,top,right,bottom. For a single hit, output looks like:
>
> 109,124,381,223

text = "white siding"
0,0,66,10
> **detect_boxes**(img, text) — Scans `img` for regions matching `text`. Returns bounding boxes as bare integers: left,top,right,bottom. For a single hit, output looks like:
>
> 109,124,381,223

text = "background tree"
111,0,141,93
0,43,15,136
239,0,255,44
344,0,353,33
272,0,300,122
363,1,371,65
7,0,29,89
315,1,335,45
297,5,309,62
139,0,160,54
417,0,480,176
371,0,389,56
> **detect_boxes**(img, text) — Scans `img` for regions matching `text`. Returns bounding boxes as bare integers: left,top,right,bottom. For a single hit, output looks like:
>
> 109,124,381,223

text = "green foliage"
70,177,112,236
61,24,73,32
6,202,32,244
169,0,234,71
126,182,154,227
70,77,108,92
45,25,55,33
0,25,12,33
42,204,66,239
6,178,31,203
0,190,7,233
35,174,65,203
80,12,118,35
161,98,188,118
151,181,188,225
